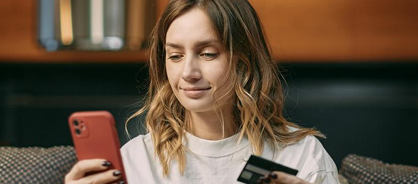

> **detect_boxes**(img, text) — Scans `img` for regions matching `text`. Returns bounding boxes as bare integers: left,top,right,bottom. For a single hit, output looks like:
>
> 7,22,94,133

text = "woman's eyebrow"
194,39,221,48
165,40,221,49
165,42,183,49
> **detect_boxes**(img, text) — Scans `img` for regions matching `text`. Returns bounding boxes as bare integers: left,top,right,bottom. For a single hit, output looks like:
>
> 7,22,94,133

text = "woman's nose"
181,56,202,82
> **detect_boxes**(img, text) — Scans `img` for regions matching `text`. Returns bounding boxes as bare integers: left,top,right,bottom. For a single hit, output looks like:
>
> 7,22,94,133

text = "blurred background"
0,0,417,170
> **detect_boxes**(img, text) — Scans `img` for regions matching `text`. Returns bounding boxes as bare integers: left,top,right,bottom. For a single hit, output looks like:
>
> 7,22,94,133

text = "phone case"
68,111,127,183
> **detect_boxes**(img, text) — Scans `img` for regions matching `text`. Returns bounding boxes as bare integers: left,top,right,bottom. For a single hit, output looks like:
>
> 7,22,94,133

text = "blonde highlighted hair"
127,0,324,177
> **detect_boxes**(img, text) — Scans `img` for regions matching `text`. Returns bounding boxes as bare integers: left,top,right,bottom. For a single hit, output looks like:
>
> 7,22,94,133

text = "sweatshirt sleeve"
299,136,340,184
306,169,340,184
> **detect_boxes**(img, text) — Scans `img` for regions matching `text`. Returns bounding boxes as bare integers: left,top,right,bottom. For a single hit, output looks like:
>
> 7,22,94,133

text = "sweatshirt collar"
184,131,250,157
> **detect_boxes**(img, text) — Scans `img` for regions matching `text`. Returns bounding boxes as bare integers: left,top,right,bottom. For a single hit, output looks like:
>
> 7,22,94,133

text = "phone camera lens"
73,120,79,126
75,129,81,135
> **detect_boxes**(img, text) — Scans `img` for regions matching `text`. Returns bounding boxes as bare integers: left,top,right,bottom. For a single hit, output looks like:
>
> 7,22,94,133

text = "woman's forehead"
165,8,220,45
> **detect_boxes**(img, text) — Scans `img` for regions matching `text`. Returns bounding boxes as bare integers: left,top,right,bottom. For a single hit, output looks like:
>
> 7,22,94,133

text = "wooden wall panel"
251,0,418,62
0,1,36,60
0,0,417,63
156,0,418,62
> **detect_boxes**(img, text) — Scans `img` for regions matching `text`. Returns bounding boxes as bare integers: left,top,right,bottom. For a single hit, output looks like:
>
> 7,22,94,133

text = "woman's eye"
200,53,218,59
167,54,183,61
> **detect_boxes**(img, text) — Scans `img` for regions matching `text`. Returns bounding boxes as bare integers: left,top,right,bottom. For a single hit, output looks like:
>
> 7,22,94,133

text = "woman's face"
165,8,233,114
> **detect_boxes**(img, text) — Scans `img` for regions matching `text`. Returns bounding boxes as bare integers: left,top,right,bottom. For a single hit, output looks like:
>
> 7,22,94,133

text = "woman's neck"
186,108,237,140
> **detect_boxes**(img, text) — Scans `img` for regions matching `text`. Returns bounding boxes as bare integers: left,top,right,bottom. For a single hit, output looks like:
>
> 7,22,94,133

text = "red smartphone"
68,111,127,183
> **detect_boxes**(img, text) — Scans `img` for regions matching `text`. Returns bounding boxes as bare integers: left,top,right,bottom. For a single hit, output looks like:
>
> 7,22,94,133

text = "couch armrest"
339,154,418,183
0,146,76,184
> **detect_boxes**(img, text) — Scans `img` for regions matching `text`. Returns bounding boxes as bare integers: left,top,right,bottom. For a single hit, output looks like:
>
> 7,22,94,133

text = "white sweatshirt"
121,132,340,184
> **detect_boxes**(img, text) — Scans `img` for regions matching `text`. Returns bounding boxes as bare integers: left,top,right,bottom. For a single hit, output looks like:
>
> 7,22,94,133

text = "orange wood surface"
0,0,146,63
251,0,418,62
0,0,417,63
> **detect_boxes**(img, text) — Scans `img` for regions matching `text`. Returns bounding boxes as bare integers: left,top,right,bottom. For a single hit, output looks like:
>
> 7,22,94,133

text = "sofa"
1,146,417,184
0,146,76,184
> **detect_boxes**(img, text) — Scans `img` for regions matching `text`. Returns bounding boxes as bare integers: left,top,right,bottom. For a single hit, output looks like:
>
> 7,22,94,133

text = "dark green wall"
1,62,417,169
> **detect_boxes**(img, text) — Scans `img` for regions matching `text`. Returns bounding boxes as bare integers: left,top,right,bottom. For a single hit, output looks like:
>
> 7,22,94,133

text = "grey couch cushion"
0,146,76,184
340,154,418,184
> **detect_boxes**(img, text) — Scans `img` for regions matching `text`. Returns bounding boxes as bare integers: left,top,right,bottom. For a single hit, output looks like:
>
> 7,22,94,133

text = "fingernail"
269,172,277,179
118,181,125,184
113,170,122,176
102,161,112,167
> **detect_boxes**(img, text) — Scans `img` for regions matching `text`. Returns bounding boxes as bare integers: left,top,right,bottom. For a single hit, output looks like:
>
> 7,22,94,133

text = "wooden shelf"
0,50,147,63
0,0,147,63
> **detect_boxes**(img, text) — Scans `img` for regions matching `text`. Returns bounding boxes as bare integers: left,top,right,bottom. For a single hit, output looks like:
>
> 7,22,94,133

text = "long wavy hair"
127,0,324,177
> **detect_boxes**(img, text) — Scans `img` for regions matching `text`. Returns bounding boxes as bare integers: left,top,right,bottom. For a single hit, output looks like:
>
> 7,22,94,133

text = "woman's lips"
180,87,211,98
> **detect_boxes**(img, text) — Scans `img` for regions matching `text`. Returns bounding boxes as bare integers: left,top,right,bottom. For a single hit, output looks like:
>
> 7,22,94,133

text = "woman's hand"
257,171,312,184
65,159,123,184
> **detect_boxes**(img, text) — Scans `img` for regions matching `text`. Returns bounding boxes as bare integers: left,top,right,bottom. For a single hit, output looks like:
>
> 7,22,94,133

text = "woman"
65,0,340,183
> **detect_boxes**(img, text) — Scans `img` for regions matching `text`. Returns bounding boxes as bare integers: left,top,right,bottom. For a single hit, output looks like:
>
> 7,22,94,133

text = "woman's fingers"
65,159,111,182
260,171,311,184
275,171,296,183
76,169,123,184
